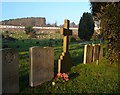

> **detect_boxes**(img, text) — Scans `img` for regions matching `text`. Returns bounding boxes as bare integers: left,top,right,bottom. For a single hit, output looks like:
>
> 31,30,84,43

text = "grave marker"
83,44,104,64
29,47,54,87
94,44,99,61
0,49,19,94
83,44,93,64
99,44,103,59
93,44,98,62
86,44,93,63
58,19,72,73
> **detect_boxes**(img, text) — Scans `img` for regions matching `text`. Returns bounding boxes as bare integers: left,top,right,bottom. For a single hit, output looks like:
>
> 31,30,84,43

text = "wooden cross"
58,19,72,73
60,19,72,52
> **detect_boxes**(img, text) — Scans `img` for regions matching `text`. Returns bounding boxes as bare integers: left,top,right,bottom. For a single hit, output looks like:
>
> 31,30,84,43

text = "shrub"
78,12,95,41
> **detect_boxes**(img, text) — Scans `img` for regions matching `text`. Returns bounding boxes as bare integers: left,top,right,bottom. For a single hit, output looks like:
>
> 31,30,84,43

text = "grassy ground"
2,38,63,51
19,56,119,93
2,35,120,93
2,31,63,39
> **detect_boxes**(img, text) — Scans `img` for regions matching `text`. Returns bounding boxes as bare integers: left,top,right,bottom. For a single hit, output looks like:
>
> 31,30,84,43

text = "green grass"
19,56,119,93
2,38,63,52
17,42,119,93
2,34,119,93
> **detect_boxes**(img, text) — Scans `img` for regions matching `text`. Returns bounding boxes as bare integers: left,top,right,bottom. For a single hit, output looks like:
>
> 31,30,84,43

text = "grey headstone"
29,47,54,87
0,48,19,94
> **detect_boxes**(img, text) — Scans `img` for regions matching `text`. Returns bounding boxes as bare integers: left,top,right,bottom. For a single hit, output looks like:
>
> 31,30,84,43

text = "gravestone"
58,19,72,73
99,44,103,59
95,44,99,61
29,47,54,87
83,44,93,64
86,44,93,63
92,44,99,61
0,49,19,94
83,44,104,64
92,44,100,64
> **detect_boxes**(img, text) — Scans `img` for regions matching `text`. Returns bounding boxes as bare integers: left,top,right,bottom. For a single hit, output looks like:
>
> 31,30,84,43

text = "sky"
1,1,91,25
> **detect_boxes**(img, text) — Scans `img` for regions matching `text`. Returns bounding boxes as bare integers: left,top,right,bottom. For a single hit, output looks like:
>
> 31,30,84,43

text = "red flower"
55,73,69,81
64,77,69,81
55,73,63,79
63,73,69,81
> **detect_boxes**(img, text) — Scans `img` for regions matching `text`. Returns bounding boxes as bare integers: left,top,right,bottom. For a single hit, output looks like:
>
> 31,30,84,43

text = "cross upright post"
60,20,72,52
58,19,72,73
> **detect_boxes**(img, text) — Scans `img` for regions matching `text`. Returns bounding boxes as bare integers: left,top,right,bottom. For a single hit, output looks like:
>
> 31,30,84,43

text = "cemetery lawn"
2,38,119,93
17,41,119,93
20,58,119,93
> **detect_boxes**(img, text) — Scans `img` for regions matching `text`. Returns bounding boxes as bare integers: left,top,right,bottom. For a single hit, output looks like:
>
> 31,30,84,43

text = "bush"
90,2,120,63
78,12,95,41
25,26,34,34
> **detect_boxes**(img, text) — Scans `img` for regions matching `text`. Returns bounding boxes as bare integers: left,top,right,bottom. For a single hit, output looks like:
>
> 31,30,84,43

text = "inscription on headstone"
29,47,54,87
0,49,19,94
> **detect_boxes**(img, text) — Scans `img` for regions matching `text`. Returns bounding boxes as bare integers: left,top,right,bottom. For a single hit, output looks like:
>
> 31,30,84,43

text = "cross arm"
60,28,72,36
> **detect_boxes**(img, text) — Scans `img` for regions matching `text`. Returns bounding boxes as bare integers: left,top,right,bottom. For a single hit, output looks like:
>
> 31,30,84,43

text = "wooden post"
83,45,87,64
